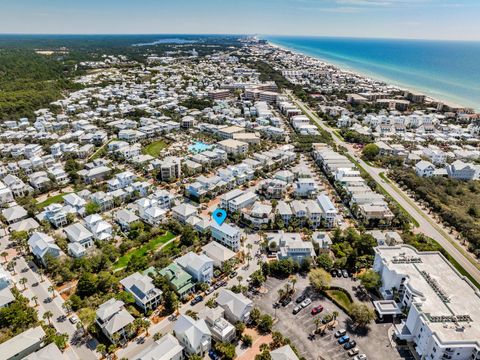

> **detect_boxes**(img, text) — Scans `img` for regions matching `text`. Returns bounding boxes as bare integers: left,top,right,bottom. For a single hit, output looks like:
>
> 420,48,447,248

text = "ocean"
263,36,480,111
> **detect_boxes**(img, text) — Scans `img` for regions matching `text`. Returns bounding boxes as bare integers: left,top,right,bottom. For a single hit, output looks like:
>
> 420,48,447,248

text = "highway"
290,94,480,286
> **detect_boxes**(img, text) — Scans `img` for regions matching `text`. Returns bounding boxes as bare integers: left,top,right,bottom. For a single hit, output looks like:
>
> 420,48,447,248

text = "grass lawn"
325,289,353,311
114,231,175,269
36,193,70,209
143,140,168,157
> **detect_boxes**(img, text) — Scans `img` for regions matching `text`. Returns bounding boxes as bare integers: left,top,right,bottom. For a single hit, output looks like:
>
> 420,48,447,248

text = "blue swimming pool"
188,141,213,153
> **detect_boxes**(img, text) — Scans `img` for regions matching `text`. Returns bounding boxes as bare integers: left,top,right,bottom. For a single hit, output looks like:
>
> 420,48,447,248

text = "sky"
1,0,480,41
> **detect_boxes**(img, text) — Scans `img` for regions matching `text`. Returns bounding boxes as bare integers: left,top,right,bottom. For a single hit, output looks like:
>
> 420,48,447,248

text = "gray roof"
271,345,299,360
135,334,183,360
2,205,27,222
173,315,211,350
23,343,65,360
0,326,46,360
216,289,252,319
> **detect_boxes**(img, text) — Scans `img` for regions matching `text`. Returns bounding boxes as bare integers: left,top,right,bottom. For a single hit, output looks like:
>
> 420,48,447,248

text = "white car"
300,298,312,308
69,315,79,324
353,355,367,360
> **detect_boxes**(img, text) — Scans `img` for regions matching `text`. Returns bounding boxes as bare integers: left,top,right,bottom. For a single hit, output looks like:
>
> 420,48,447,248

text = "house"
276,201,293,225
43,204,68,228
271,345,299,360
9,218,40,233
68,242,87,258
96,299,135,343
242,201,273,228
28,232,62,266
267,231,316,263
115,209,140,231
64,223,94,249
294,178,318,198
84,214,112,241
200,307,236,343
216,289,253,323
217,139,248,156
173,315,211,357
201,242,236,268
157,264,195,299
120,272,162,313
446,160,479,180
415,160,435,177
2,205,28,224
311,232,332,254
78,165,112,184
63,193,86,216
210,221,241,251
3,174,33,197
23,342,65,360
175,252,214,284
316,194,338,228
172,203,198,223
0,326,46,360
156,156,182,182
135,333,184,360
0,181,14,205
0,267,14,308
227,191,257,213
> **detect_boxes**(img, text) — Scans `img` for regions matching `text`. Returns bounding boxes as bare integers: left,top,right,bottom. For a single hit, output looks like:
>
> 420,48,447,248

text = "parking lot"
254,276,402,360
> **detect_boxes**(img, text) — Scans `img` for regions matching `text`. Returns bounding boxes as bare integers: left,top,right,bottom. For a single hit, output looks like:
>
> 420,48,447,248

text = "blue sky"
1,0,479,40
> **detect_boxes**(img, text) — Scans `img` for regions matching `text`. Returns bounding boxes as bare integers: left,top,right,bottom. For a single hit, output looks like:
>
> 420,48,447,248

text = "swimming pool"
188,141,214,153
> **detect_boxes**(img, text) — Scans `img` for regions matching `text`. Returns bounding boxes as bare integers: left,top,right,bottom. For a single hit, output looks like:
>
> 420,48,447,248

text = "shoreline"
265,39,475,111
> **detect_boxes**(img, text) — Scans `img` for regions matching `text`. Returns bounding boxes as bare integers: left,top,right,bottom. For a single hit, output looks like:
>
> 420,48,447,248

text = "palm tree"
43,310,54,325
7,260,16,275
48,285,56,299
142,319,151,337
111,332,121,344
277,288,285,302
63,300,72,314
31,295,39,307
314,317,321,333
1,251,8,263
236,275,243,286
284,283,291,295
186,310,199,320
96,344,106,359
289,275,297,293
38,268,45,282
19,277,28,291
332,311,339,322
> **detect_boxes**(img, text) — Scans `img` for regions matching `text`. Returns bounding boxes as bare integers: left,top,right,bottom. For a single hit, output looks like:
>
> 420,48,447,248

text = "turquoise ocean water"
263,36,480,111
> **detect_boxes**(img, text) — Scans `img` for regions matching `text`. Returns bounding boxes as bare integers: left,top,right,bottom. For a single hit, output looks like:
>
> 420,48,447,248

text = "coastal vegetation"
390,169,480,257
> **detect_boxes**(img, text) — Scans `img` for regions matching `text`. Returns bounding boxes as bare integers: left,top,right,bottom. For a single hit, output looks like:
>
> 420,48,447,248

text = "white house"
175,252,214,284
28,232,62,266
415,160,436,177
64,223,94,249
210,221,241,251
173,315,211,357
216,289,253,323
96,299,135,344
120,272,162,313
135,334,184,360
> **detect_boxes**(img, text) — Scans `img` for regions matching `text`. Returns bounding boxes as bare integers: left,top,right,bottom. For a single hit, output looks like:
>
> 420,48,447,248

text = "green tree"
257,314,273,333
19,277,28,291
358,269,381,291
362,143,380,161
308,268,332,292
96,344,107,359
241,333,253,347
215,342,236,360
43,310,54,325
85,201,100,215
350,303,376,327
316,253,333,270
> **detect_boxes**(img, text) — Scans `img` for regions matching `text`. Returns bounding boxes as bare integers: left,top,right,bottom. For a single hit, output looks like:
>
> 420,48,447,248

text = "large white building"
373,245,480,360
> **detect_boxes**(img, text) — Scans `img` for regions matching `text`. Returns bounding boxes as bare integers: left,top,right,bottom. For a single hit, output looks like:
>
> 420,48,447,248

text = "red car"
311,305,324,315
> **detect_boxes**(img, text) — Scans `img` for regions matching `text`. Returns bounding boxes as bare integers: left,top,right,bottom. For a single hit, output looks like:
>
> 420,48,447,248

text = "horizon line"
0,32,479,43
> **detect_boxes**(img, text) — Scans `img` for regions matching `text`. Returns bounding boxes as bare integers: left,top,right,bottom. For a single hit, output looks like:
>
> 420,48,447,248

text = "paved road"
290,94,480,286
8,256,98,360
116,233,263,359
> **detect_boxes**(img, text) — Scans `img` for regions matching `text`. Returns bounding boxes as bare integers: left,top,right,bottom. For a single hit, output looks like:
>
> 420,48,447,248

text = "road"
290,94,480,286
0,231,97,360
116,233,263,359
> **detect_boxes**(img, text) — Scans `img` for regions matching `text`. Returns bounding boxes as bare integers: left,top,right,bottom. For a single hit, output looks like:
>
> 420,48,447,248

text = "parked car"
338,335,350,344
209,349,220,360
311,305,324,315
191,295,203,305
295,294,306,303
353,355,367,360
292,305,302,314
69,315,79,324
280,297,292,306
331,269,338,277
334,329,347,338
342,269,349,278
344,340,357,350
300,298,312,308
205,287,214,295
348,348,360,356
229,271,238,278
